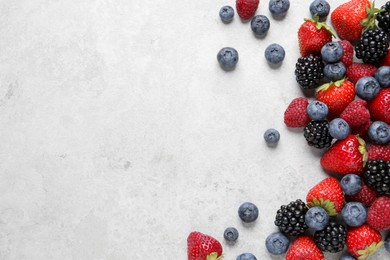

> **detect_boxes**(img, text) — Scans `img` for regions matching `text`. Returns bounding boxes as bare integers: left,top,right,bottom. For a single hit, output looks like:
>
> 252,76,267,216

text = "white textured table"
0,0,388,259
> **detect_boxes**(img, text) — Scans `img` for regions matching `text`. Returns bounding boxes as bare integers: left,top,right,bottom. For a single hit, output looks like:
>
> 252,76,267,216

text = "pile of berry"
188,0,390,259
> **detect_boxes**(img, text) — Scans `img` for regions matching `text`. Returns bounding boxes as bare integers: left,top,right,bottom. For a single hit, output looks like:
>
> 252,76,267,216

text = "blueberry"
306,101,328,121
340,174,362,196
323,62,346,81
304,207,329,231
264,43,285,65
375,66,390,88
217,47,239,71
368,121,390,144
321,42,344,63
219,6,234,23
238,202,259,223
224,227,239,242
339,256,357,260
341,202,367,227
329,118,350,140
269,0,290,18
310,0,331,20
236,253,257,260
265,232,290,255
385,234,390,253
263,128,280,145
355,76,381,100
251,15,270,36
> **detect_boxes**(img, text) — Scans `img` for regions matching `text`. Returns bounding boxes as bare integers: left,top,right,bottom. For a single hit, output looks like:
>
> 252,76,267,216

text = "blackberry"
314,221,346,253
274,199,309,236
304,120,333,149
295,54,324,89
355,29,389,64
377,1,390,33
363,160,390,195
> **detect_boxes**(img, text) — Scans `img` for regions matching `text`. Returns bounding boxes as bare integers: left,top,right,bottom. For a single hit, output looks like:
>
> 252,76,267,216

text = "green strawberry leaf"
357,135,368,167
307,197,337,216
361,1,383,31
356,241,384,259
304,16,336,37
207,252,223,260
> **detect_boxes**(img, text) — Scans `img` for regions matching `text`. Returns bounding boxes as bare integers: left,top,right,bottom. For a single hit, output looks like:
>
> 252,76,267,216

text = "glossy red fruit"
346,224,383,259
286,236,324,260
367,196,390,231
368,88,390,125
236,0,259,20
187,231,223,260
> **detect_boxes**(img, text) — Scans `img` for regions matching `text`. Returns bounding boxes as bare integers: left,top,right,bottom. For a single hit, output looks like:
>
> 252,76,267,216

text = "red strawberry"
367,196,390,231
331,0,370,41
346,62,377,84
340,99,370,128
367,144,390,160
338,40,354,67
345,181,379,207
306,177,344,216
368,88,390,125
236,0,259,20
320,135,368,175
286,236,324,260
298,17,334,56
187,231,223,260
346,224,383,259
316,79,355,117
284,97,311,127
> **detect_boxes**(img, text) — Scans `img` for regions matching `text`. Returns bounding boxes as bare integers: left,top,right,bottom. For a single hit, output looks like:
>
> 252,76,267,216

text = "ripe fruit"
363,160,390,195
355,76,381,101
340,174,362,196
263,128,280,145
286,236,324,260
298,17,333,57
314,221,347,253
345,181,379,207
323,61,346,81
304,206,329,231
264,43,285,65
284,97,311,127
377,1,390,33
238,202,259,223
368,88,390,125
321,41,343,63
295,54,324,89
374,66,390,88
368,121,390,144
268,0,290,18
223,227,239,242
367,196,390,231
187,231,223,260
338,40,354,67
340,99,370,129
265,232,290,255
367,144,390,160
307,101,328,121
320,135,367,175
303,120,333,149
236,253,257,260
310,0,330,20
341,202,367,227
274,199,308,236
329,118,350,140
250,15,270,36
306,177,344,216
219,6,235,23
236,0,259,20
355,29,389,65
346,62,377,84
217,47,239,71
346,224,383,259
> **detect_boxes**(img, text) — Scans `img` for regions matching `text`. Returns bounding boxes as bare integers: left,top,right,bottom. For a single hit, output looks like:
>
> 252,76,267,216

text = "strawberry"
346,224,383,259
331,0,370,41
340,99,370,128
338,40,354,67
345,181,379,207
306,177,344,216
298,17,334,57
187,231,223,260
367,144,390,160
286,236,324,260
284,97,311,127
316,79,355,117
346,62,377,84
236,0,259,20
320,135,368,175
368,88,390,125
367,196,390,231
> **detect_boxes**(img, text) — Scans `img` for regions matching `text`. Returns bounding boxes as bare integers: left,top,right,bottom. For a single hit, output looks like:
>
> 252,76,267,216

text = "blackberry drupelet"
363,160,390,195
275,199,309,236
314,221,346,253
304,120,333,149
355,29,389,64
295,54,324,89
377,1,390,33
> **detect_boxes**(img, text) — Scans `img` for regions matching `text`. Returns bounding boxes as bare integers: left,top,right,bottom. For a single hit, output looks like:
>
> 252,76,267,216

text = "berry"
286,236,324,260
217,47,239,71
345,181,379,207
340,174,362,196
375,66,390,88
219,6,234,23
264,43,285,65
338,40,354,67
304,120,333,149
236,253,256,260
367,144,390,160
385,234,390,253
367,196,390,231
363,160,390,195
250,15,270,36
341,202,367,227
355,29,389,65
236,0,259,20
339,256,357,260
346,224,383,259
269,0,290,18
314,221,346,253
329,118,350,140
368,88,390,125
274,199,309,236
321,41,343,63
310,0,330,20
284,97,311,127
355,76,381,101
368,121,390,144
377,1,390,33
238,202,259,223
265,232,290,255
323,62,346,81
187,231,223,260
223,227,239,242
340,99,371,129
295,55,324,89
263,128,280,145
306,101,328,121
345,62,376,84
304,206,329,231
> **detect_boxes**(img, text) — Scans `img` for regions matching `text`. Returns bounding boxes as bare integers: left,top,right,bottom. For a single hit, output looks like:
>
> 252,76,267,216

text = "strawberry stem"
304,16,336,37
361,1,383,31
